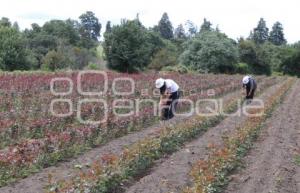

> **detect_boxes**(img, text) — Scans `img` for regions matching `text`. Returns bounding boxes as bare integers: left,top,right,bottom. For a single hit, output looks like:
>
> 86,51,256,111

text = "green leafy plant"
294,155,300,166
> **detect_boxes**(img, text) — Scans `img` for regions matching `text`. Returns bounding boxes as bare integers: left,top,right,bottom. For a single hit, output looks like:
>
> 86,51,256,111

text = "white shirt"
165,79,179,93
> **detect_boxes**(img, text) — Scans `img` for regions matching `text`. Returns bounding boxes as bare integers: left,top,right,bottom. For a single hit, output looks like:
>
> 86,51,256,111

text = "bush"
87,63,100,70
0,26,30,71
238,40,273,75
149,49,175,70
162,65,190,73
25,49,39,70
180,31,238,73
254,43,274,75
149,43,178,70
41,50,68,71
0,57,4,70
69,47,94,70
234,63,251,74
104,19,164,73
280,47,300,76
238,39,257,67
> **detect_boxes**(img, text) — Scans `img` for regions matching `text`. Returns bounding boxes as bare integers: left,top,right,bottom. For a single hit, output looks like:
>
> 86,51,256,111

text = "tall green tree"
24,23,59,68
238,39,258,66
248,30,254,40
31,23,42,33
200,18,213,33
252,18,269,44
158,12,174,40
174,24,186,39
0,17,11,27
23,18,97,70
149,40,178,70
173,24,187,53
180,31,238,73
238,38,272,75
43,19,80,45
41,50,68,71
269,21,286,45
12,22,19,31
185,20,197,37
280,47,300,76
0,26,29,70
79,11,101,48
105,21,112,34
253,43,273,75
104,19,163,72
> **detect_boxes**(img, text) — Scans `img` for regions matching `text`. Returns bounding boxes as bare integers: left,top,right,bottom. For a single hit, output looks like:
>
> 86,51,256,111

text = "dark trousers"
163,91,180,120
246,87,256,100
246,90,254,99
245,79,257,100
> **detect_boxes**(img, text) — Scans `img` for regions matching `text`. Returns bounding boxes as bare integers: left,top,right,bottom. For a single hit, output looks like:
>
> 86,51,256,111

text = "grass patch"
294,155,300,166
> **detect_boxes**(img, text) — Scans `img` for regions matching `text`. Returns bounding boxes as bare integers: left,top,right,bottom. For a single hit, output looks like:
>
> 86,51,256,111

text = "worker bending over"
155,78,180,120
242,75,257,101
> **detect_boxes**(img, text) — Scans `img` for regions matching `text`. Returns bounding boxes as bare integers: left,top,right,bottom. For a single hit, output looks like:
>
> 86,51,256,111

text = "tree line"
0,11,102,71
0,12,299,76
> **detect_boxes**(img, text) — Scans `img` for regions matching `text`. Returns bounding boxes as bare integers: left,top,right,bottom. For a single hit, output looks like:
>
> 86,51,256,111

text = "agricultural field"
0,71,299,193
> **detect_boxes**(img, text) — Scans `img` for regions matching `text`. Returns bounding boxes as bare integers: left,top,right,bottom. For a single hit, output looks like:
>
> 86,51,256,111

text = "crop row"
183,78,294,193
0,74,250,187
47,77,280,193
0,72,244,148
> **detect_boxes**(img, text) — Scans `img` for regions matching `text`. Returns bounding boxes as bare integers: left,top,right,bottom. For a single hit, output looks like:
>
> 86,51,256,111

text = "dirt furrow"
224,80,300,193
124,81,285,193
0,88,243,193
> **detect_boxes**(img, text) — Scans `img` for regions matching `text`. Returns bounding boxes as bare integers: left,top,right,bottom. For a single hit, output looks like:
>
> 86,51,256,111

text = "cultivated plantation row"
0,72,298,193
0,72,244,185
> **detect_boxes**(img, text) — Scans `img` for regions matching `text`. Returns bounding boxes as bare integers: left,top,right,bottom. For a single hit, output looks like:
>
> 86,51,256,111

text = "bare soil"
224,80,300,193
124,82,285,193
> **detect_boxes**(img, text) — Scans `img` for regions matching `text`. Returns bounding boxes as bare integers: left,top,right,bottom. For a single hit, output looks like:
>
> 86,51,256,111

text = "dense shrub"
234,63,251,74
238,40,272,75
41,50,68,71
280,47,300,76
104,19,164,73
149,40,178,70
0,26,30,71
162,65,190,73
180,31,238,73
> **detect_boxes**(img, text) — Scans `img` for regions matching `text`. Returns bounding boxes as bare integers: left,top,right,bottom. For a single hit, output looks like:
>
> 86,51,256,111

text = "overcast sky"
0,0,299,43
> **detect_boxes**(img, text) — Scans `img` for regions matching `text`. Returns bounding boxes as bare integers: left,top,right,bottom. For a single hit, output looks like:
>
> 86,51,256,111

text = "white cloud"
0,0,299,43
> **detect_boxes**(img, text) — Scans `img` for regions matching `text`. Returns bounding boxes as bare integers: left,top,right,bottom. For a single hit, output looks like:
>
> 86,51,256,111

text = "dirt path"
124,81,285,193
224,80,300,193
0,88,244,193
